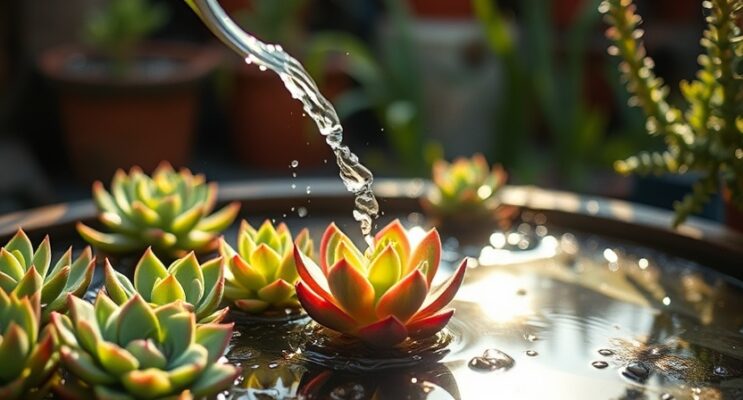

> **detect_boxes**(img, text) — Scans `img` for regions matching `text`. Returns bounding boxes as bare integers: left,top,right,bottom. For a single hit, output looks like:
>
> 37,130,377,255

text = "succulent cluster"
52,294,239,399
0,292,58,399
1,230,95,319
425,154,508,218
77,163,240,257
601,0,743,226
219,220,313,314
294,220,467,348
104,248,227,323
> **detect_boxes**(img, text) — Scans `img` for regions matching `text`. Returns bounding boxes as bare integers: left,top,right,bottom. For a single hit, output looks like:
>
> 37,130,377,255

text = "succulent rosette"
77,162,241,257
104,248,227,323
51,294,239,399
294,220,467,348
425,154,508,217
219,220,313,314
0,229,95,319
0,292,59,399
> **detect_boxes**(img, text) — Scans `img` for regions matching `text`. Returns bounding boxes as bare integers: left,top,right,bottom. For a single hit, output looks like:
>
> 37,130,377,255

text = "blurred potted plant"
306,0,440,176
226,0,340,169
475,0,642,195
601,0,743,230
39,0,219,182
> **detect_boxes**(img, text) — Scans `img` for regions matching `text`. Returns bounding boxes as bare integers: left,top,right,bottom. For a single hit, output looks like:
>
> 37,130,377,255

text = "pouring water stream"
189,0,379,243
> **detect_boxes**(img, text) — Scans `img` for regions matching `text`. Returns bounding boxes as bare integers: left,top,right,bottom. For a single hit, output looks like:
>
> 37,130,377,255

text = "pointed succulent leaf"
250,244,282,282
234,299,270,314
296,281,357,333
151,275,187,305
407,229,441,283
327,259,375,321
41,265,70,305
257,279,294,304
95,291,119,329
172,205,204,235
195,202,241,233
407,309,455,339
60,346,116,384
118,295,160,345
194,323,233,363
31,236,52,277
375,269,428,323
190,363,239,398
125,340,167,370
97,341,140,376
4,229,33,268
0,248,25,281
133,249,168,301
367,244,402,299
67,248,95,296
121,368,173,399
227,255,266,291
104,261,135,305
13,267,43,298
0,323,30,381
356,316,409,348
374,220,411,263
76,223,142,254
159,310,194,358
415,259,468,320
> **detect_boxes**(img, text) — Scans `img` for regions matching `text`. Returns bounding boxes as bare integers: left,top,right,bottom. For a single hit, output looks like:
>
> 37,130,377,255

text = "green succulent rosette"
218,220,313,314
0,291,59,399
425,154,508,217
51,294,239,399
0,229,95,319
77,163,241,258
104,248,228,323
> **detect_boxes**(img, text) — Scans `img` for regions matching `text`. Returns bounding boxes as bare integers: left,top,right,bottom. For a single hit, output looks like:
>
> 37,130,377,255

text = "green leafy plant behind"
601,0,743,226
0,292,58,400
51,294,239,399
77,163,241,258
84,0,168,75
104,248,227,323
219,220,313,314
235,0,307,51
0,229,95,320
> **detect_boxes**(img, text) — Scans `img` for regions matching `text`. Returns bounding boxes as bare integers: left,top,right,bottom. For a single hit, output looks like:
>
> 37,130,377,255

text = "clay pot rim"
38,41,223,92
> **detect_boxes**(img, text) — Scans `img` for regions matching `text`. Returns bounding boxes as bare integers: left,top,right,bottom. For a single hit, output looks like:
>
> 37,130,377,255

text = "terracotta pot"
407,0,474,19
228,61,346,169
723,186,743,233
39,42,220,183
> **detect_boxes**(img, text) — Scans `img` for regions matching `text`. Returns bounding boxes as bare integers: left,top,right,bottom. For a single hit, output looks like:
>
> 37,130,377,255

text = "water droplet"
638,258,649,269
660,394,674,400
524,334,538,342
258,65,267,71
297,207,308,218
526,350,538,357
267,362,279,369
592,361,609,369
468,349,514,372
291,184,296,189
622,361,650,381
713,365,729,376
292,172,297,178
291,160,299,168
306,186,312,194
662,296,671,306
598,349,614,356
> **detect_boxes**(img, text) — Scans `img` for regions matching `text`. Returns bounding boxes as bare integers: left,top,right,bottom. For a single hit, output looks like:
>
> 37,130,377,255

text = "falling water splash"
189,0,379,241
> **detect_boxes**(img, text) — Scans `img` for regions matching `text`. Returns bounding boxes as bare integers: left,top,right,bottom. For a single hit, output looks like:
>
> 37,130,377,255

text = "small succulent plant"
104,248,227,323
77,163,241,258
51,294,239,399
0,292,59,399
0,229,95,319
219,220,313,314
294,220,467,348
425,154,508,218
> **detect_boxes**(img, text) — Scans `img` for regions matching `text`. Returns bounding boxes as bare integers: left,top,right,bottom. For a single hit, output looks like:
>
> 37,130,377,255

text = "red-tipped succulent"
294,220,467,348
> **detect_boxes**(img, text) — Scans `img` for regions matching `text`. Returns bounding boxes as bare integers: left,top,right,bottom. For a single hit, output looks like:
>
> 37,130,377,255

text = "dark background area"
0,0,719,221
